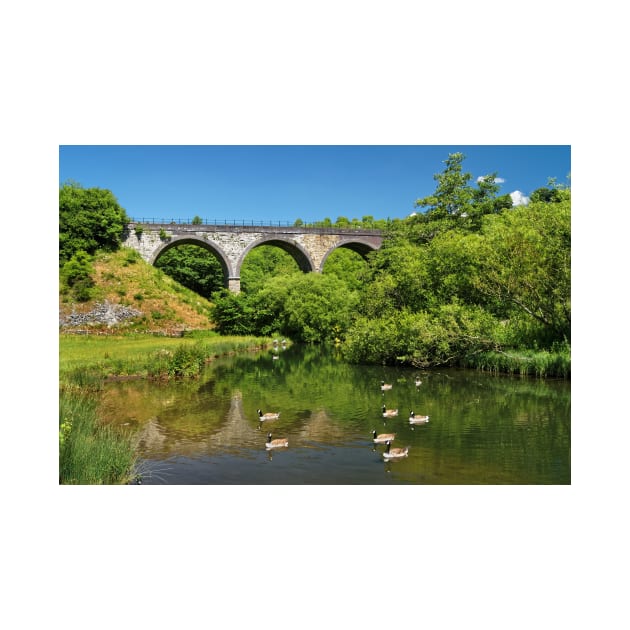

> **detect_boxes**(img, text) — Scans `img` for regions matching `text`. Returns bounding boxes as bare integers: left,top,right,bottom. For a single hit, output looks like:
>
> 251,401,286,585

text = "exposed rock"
59,300,143,328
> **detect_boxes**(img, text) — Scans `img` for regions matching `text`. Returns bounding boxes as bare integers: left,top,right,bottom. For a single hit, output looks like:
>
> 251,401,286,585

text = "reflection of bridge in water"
135,391,351,458
123,222,383,292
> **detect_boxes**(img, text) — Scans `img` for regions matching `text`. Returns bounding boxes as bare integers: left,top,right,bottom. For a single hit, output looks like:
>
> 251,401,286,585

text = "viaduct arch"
123,222,383,292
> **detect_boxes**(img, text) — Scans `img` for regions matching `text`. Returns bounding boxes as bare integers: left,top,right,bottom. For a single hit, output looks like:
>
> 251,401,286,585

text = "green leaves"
59,182,130,265
212,273,359,343
154,244,224,299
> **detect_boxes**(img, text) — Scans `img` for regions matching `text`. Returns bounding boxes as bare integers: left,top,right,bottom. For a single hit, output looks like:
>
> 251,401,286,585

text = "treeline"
294,215,394,229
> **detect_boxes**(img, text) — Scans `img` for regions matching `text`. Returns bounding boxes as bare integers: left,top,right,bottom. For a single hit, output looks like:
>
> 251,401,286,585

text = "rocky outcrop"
59,301,143,328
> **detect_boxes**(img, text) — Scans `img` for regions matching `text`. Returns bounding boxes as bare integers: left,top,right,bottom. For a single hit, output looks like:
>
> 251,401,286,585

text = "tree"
473,190,571,343
240,245,302,294
59,182,129,265
406,153,511,242
414,152,474,220
154,244,224,298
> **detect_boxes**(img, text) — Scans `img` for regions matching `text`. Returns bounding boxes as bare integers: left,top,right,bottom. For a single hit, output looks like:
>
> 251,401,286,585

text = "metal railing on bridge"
128,218,386,233
131,217,303,227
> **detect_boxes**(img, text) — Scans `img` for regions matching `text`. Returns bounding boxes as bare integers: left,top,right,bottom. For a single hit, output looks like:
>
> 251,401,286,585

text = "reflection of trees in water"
103,345,570,480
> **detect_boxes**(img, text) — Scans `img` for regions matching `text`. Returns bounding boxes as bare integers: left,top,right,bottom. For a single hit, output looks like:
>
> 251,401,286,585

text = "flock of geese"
257,377,430,461
374,379,430,460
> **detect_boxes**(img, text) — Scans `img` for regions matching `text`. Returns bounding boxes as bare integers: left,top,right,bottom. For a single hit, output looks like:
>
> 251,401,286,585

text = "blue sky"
59,145,570,224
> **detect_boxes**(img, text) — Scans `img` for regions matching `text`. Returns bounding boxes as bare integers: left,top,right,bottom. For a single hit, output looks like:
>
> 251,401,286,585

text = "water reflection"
99,344,570,484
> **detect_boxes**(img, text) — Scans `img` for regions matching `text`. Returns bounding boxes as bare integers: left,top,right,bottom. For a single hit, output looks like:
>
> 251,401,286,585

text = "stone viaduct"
123,222,383,293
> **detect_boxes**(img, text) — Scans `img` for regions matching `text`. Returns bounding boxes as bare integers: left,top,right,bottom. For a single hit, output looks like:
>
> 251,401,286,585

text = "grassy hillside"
59,247,215,334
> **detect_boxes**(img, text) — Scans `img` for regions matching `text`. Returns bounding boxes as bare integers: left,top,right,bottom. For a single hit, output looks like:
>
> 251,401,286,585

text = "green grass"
60,333,273,379
461,346,571,378
59,389,137,484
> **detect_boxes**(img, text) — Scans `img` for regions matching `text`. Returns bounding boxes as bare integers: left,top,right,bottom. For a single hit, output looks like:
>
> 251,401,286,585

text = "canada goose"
380,380,393,391
382,405,399,418
372,429,396,444
409,411,430,424
383,441,409,460
265,432,288,449
415,377,423,387
258,409,280,421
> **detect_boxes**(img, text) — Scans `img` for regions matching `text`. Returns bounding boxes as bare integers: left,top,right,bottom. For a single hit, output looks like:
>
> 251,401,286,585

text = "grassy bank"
60,330,274,381
59,331,276,484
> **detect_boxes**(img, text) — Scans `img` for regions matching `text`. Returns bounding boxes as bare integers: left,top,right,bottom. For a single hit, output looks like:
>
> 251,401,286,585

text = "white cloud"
510,190,530,206
477,176,505,184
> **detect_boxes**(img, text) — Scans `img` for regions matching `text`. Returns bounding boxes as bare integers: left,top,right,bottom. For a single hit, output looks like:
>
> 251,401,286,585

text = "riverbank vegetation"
59,388,137,484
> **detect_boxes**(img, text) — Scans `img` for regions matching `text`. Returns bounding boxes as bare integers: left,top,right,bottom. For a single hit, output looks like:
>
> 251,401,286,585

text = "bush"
61,250,96,301
343,304,498,367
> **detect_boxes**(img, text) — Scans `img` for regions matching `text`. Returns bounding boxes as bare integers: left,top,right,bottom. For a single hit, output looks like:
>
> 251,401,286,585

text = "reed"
461,346,571,379
59,389,136,484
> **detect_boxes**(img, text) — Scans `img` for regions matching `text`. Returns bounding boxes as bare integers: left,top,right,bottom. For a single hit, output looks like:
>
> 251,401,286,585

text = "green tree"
473,189,571,343
210,290,255,335
240,245,302,294
321,247,370,292
282,273,359,342
154,244,225,298
212,272,359,343
405,153,511,242
59,182,130,265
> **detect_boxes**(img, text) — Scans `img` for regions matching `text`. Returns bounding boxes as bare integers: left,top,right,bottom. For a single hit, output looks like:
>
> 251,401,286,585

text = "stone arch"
318,238,379,273
235,236,315,278
150,235,234,289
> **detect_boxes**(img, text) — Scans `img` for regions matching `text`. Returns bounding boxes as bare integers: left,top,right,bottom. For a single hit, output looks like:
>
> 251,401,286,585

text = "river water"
99,344,570,484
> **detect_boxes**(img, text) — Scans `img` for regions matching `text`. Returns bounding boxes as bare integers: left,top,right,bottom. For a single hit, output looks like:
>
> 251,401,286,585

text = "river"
98,344,570,484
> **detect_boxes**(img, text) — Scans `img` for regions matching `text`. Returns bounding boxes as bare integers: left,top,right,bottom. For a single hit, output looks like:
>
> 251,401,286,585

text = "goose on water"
382,405,399,418
415,377,423,387
383,441,409,460
372,429,396,444
380,380,393,391
265,432,288,450
258,409,280,421
409,411,430,424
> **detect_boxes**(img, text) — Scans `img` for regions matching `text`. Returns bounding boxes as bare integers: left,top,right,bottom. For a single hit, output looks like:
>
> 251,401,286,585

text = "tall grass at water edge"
461,346,571,378
59,389,137,484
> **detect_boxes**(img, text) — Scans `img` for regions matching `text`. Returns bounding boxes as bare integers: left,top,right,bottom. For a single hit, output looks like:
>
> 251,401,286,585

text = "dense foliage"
59,181,130,265
210,153,570,374
212,272,359,342
154,244,225,298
